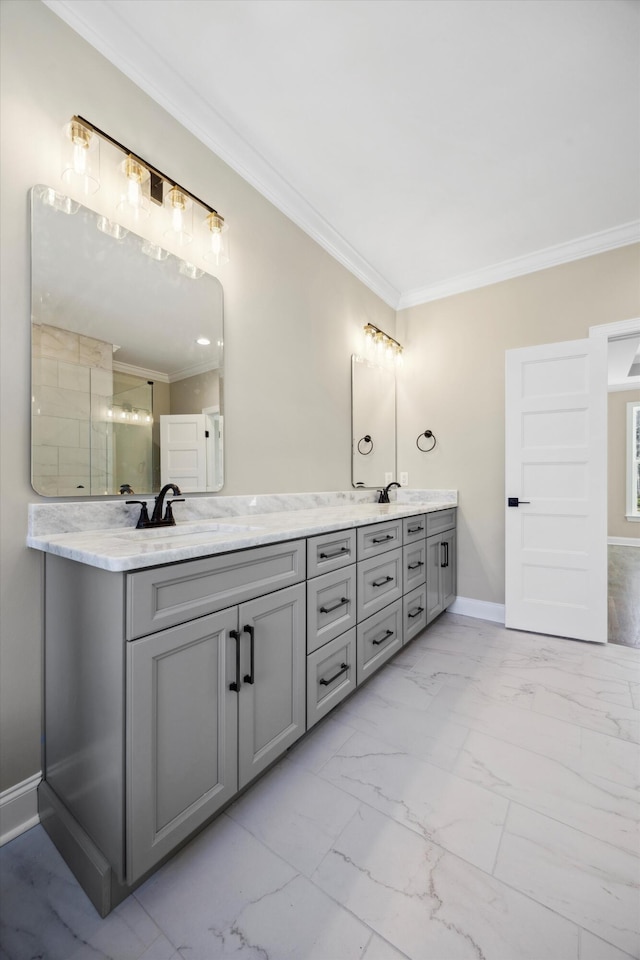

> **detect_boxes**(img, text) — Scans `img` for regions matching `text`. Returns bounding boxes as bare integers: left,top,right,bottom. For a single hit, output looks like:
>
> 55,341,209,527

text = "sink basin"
116,521,263,540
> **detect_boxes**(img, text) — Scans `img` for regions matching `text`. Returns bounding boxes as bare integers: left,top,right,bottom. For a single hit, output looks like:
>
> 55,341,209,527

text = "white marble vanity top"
27,490,457,572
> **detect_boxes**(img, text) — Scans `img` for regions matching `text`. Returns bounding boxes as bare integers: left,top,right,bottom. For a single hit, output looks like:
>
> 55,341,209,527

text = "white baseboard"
0,773,41,846
448,596,506,623
608,537,640,547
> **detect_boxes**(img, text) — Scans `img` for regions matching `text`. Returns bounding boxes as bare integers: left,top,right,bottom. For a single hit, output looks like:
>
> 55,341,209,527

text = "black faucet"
127,483,184,529
378,482,401,503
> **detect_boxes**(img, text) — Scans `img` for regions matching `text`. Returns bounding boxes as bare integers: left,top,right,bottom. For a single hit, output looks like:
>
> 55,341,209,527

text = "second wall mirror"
351,355,396,488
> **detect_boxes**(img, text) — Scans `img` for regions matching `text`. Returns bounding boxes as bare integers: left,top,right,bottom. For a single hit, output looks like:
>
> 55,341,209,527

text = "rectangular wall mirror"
351,355,396,488
30,186,224,497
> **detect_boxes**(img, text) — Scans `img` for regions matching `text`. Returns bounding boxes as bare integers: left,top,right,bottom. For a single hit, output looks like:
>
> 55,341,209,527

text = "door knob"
507,497,531,507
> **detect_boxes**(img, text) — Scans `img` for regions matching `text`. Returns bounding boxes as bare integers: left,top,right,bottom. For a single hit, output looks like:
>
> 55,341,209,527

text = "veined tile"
454,731,638,854
362,933,410,959
426,683,582,764
313,805,579,960
631,682,640,711
410,648,535,707
0,826,164,960
500,663,634,708
339,688,469,770
579,648,640,685
580,728,640,792
286,713,357,774
494,804,640,956
358,663,444,706
580,929,638,960
226,760,360,876
532,686,640,743
135,814,369,960
318,731,508,872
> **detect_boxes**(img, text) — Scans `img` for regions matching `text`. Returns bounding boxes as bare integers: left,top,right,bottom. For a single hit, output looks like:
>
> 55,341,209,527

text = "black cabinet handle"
319,596,350,614
408,606,424,619
407,561,424,570
319,663,349,686
372,629,394,646
243,624,255,684
372,575,393,588
229,629,241,692
319,546,349,559
407,525,424,534
440,541,449,568
372,534,394,544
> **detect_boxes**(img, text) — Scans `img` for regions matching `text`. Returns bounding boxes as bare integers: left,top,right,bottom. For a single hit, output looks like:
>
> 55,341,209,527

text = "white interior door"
505,337,607,643
160,414,207,491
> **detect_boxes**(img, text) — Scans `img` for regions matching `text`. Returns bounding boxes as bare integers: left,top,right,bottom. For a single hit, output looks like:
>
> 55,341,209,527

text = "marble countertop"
27,499,456,572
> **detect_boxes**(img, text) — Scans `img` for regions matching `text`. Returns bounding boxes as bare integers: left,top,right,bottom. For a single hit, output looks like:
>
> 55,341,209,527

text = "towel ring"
357,434,374,455
416,429,437,453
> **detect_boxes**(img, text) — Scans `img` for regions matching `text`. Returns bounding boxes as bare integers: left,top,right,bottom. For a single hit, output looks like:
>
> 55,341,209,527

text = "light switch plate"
384,472,393,484
400,472,409,486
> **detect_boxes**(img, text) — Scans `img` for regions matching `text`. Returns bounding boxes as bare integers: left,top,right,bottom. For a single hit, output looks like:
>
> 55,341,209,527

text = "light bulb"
62,119,100,194
203,211,229,265
118,156,150,220
165,186,192,245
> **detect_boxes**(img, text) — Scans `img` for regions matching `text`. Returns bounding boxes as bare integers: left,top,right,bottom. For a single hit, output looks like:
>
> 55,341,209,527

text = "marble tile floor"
609,545,640,649
1,612,639,960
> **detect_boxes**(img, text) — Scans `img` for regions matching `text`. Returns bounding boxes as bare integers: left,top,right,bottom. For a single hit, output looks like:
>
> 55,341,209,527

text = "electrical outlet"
400,472,409,486
384,472,393,485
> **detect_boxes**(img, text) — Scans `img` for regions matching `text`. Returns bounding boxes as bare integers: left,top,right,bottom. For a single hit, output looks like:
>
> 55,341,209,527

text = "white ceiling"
45,0,640,309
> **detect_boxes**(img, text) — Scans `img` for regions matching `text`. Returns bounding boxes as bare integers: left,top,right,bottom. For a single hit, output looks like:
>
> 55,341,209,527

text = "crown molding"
43,0,401,309
397,221,640,310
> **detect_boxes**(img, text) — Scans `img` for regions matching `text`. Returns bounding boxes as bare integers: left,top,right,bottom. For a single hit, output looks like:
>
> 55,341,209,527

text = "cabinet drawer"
307,529,356,578
307,566,357,654
404,584,427,644
425,508,456,537
357,519,402,560
306,629,356,729
403,542,426,593
357,548,402,621
403,514,426,543
356,600,403,683
126,540,306,640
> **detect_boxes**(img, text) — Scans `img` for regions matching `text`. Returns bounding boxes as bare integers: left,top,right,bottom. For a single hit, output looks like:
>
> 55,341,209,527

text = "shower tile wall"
32,323,113,495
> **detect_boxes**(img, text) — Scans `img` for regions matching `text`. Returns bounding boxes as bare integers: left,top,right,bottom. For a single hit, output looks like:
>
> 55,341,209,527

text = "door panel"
160,414,207,490
505,337,607,642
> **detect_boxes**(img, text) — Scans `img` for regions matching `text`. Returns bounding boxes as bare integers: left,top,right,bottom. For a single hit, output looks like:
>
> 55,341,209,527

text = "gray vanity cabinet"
425,510,457,624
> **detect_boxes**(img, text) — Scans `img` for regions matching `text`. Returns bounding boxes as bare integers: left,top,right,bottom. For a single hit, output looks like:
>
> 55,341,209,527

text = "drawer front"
127,540,306,640
307,565,357,654
404,584,427,644
357,519,403,560
306,629,356,729
425,508,456,537
403,514,426,543
357,548,403,621
356,600,403,683
307,529,356,578
403,542,426,593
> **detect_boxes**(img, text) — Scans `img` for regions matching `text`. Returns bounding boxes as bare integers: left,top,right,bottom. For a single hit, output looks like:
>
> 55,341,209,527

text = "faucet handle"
163,498,185,523
126,501,150,528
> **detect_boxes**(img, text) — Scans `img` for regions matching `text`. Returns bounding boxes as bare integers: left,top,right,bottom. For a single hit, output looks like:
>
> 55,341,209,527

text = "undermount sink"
116,521,263,540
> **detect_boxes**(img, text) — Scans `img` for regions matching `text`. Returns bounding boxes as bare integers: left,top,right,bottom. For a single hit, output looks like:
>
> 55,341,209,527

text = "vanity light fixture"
61,116,229,263
363,323,403,364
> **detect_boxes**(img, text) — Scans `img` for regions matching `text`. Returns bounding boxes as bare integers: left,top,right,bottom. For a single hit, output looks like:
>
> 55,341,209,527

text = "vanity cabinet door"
237,583,306,789
127,608,238,883
426,531,457,624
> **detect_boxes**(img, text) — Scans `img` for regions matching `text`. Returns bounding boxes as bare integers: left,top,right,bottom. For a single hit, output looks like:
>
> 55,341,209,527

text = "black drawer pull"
372,629,394,646
319,546,349,559
319,596,350,614
408,606,424,619
407,525,424,534
229,629,241,692
243,624,255,684
407,561,424,570
372,575,393,588
372,534,394,544
319,663,349,686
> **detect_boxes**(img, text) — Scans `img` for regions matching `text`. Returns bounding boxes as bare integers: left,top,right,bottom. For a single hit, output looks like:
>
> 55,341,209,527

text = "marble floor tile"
362,933,411,959
409,648,535,707
494,803,640,956
631,681,640,711
318,730,508,872
453,730,639,853
225,758,360,876
313,804,580,960
354,663,445,706
285,712,357,773
135,814,370,960
0,827,168,960
580,929,638,960
580,727,640,792
426,682,583,764
532,685,640,743
500,662,634,707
